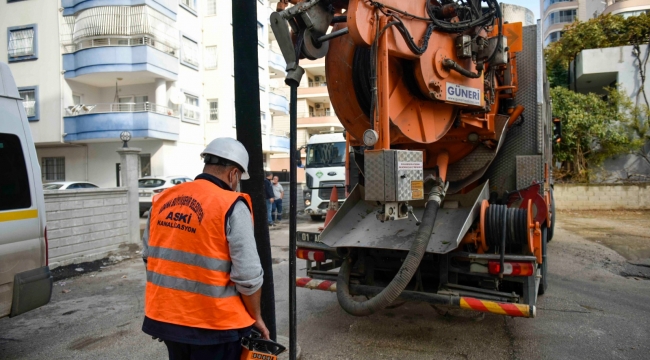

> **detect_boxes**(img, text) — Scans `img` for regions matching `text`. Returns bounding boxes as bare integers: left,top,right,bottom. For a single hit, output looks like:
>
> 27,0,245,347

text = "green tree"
551,87,639,182
545,13,650,88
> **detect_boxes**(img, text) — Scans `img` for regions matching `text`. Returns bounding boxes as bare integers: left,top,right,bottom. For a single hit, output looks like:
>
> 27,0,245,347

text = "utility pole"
232,0,277,341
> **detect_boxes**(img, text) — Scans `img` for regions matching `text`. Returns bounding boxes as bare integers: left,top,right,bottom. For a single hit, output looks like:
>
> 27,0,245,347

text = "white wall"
0,0,63,145
45,188,130,268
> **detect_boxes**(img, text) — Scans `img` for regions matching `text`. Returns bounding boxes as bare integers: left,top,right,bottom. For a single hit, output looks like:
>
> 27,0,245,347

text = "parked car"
0,62,52,318
138,176,193,217
43,181,99,190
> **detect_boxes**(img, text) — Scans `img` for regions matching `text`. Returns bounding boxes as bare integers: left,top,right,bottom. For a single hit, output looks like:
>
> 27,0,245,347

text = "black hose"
337,200,440,316
442,58,483,79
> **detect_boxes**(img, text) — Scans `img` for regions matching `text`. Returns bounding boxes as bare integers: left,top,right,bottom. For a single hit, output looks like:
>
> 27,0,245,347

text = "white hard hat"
201,137,250,180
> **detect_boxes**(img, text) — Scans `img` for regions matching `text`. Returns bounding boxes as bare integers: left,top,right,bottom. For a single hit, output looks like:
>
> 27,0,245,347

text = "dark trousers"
272,199,283,220
164,340,242,360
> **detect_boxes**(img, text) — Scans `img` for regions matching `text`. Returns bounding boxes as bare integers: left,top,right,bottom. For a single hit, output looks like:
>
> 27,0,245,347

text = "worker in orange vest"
141,137,269,360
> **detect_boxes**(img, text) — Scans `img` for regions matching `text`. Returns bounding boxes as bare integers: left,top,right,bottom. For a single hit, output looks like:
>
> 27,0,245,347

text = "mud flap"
10,266,53,317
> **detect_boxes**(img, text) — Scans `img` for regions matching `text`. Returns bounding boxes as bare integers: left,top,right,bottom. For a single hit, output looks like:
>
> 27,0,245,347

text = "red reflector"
296,248,326,262
488,261,534,276
44,226,49,266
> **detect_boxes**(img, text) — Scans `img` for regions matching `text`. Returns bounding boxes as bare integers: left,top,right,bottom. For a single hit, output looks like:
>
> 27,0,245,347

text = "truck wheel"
310,215,323,221
547,187,555,242
538,227,548,295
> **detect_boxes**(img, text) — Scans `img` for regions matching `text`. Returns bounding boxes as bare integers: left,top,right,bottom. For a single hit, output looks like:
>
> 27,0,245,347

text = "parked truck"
302,133,347,221
272,0,557,318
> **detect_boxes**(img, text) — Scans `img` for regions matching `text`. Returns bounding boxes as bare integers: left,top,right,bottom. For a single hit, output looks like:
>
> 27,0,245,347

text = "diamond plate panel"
384,151,396,201
396,151,424,201
364,151,385,201
516,156,543,189
447,115,509,183
485,25,542,195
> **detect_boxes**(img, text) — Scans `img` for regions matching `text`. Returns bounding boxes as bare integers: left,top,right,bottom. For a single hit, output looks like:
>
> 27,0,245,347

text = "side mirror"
296,150,303,167
553,118,562,143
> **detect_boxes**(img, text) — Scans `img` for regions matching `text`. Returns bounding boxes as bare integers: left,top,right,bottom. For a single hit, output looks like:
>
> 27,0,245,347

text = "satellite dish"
169,88,185,105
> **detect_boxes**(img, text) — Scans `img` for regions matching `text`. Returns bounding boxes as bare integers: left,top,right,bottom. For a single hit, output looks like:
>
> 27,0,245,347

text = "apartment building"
268,53,345,181
1,0,288,188
602,0,650,16
541,0,607,47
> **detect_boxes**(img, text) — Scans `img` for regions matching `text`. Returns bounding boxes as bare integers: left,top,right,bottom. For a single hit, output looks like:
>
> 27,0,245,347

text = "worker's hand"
270,198,274,203
253,318,270,340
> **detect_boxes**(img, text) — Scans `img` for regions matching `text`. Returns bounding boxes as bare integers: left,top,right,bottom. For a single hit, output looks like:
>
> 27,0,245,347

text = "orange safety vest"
144,179,256,330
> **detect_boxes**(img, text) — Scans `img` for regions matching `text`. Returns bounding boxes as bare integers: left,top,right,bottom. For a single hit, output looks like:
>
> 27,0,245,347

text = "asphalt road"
1,212,649,359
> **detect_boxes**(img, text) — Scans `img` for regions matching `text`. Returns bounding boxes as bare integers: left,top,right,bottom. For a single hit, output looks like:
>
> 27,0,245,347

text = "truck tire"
538,227,548,295
310,215,323,221
547,187,555,242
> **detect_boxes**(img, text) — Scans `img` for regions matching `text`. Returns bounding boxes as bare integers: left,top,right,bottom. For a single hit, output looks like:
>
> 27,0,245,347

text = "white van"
0,62,52,318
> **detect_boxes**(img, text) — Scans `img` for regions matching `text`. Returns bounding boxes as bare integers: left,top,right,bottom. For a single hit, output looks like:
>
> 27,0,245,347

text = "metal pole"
232,0,277,341
288,83,298,360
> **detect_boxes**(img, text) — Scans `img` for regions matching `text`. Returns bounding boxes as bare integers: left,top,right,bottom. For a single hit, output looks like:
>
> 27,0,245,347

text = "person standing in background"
271,176,284,223
264,172,275,227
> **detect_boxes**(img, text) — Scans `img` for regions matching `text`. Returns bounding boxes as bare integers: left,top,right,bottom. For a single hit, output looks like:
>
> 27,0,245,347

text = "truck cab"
302,133,346,221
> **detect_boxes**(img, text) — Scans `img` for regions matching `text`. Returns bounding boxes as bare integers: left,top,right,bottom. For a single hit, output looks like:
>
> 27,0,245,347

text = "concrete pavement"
1,212,649,359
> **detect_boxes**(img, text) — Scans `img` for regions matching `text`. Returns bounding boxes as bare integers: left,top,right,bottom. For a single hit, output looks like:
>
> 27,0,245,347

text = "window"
180,0,198,14
257,22,264,47
18,86,39,121
205,46,217,69
181,35,199,69
209,99,218,121
182,93,200,123
42,157,65,182
7,24,38,62
0,133,31,211
206,0,216,15
140,154,151,177
72,94,82,105
545,9,577,28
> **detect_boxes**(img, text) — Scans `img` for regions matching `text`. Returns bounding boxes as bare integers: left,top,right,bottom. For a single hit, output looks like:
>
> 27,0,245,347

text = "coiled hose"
336,200,440,316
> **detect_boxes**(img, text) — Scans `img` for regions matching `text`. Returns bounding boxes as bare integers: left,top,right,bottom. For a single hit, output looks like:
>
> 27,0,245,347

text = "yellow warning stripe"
0,209,38,223
460,297,531,318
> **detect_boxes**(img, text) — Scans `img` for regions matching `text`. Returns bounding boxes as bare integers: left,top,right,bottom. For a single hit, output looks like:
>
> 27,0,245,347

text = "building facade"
541,0,608,47
542,0,650,47
1,0,288,188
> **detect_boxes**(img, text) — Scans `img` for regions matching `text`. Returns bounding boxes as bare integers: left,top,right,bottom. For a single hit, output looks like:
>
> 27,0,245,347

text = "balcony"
63,102,180,142
298,110,342,129
268,48,287,79
61,0,177,20
61,5,179,84
269,129,290,153
298,82,329,98
269,90,289,115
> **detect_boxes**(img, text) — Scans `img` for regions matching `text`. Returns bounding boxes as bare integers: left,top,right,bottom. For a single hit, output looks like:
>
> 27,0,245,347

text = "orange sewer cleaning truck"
272,0,558,318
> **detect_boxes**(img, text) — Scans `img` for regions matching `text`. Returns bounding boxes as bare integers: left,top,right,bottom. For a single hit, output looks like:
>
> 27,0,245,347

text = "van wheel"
310,215,323,221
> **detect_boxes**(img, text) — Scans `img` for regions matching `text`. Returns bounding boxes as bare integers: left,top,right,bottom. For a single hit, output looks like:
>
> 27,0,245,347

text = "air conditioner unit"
315,103,321,109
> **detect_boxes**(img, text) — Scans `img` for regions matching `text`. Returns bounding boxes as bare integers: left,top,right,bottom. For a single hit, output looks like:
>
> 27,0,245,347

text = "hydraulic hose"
336,199,441,316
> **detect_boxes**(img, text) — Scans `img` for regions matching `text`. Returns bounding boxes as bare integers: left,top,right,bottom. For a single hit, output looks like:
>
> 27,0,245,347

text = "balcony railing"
271,129,289,137
62,36,177,57
64,102,179,117
300,109,332,118
308,81,327,87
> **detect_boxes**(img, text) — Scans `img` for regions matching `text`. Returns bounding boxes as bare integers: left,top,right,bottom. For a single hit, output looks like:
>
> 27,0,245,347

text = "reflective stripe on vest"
145,179,256,330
